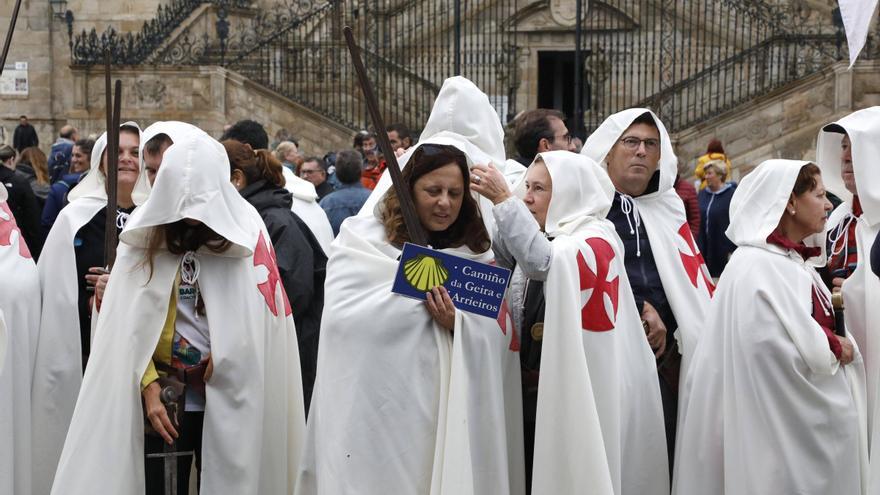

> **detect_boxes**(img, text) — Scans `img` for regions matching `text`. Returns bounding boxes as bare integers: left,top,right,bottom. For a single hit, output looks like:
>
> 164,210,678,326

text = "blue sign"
392,242,512,319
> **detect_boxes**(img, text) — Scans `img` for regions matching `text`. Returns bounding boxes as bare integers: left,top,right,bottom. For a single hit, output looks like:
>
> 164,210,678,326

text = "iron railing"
69,0,253,65
575,0,857,133
66,0,872,136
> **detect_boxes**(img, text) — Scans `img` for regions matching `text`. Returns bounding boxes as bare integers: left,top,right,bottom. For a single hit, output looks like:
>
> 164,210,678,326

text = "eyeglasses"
551,133,572,145
619,136,660,152
300,168,324,176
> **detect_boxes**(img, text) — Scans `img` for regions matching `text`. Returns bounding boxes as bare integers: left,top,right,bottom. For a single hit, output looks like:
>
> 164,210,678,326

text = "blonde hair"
274,141,298,163
703,159,727,180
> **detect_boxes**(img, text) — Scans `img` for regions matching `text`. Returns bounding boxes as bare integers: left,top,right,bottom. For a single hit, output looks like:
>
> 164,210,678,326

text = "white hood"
816,106,880,227
67,122,151,205
725,159,826,266
281,167,320,202
418,75,507,166
514,151,614,237
121,131,261,257
359,76,518,223
580,108,677,197
139,121,205,166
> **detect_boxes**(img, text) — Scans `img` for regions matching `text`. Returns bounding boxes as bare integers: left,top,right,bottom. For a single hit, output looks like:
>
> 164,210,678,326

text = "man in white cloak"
673,159,867,495
0,183,41,495
581,109,714,469
30,122,151,495
815,106,880,492
296,76,525,495
51,130,305,494
470,151,668,495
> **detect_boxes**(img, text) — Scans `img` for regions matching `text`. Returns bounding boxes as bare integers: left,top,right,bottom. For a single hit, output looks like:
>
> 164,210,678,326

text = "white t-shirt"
174,276,211,412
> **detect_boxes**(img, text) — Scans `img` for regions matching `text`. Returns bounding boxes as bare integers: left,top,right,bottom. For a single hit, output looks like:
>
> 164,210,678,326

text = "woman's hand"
143,381,178,445
203,354,214,382
837,336,854,365
426,286,456,332
85,267,110,311
470,163,512,205
642,301,667,358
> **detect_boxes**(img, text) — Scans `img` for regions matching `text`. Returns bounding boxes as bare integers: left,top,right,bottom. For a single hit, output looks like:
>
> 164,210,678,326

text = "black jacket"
240,180,327,412
0,165,43,259
13,124,38,152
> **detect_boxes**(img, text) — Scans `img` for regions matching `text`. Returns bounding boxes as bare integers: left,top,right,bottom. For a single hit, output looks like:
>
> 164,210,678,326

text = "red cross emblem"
677,223,715,296
496,299,520,352
577,237,619,332
0,203,31,259
254,231,292,317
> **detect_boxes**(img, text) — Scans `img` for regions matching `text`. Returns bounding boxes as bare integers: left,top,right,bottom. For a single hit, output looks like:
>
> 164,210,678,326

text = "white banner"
839,0,880,68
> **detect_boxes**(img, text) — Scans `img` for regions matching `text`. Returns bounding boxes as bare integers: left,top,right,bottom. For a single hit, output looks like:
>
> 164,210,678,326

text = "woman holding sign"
297,77,525,495
470,151,667,495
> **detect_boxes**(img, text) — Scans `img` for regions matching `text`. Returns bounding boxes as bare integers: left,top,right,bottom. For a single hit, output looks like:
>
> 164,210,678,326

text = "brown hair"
144,133,173,157
19,147,49,185
792,163,822,196
143,220,232,280
381,143,491,252
222,139,285,188
514,108,566,162
707,138,725,154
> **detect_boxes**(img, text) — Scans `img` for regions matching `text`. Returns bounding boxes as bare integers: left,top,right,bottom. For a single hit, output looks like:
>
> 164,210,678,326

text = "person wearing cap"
673,159,864,495
471,151,668,495
31,122,150,495
814,107,880,485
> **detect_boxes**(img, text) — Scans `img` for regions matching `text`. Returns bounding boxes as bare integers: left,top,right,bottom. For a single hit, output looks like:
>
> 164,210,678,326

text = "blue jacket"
41,172,82,235
697,183,737,277
48,138,75,184
319,183,371,236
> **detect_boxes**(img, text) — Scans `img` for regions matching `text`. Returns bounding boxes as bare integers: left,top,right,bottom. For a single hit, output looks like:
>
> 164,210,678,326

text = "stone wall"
64,65,353,155
673,60,880,180
0,0,352,155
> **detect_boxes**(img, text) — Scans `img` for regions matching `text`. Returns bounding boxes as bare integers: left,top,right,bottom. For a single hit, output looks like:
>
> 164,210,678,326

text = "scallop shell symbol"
404,254,450,291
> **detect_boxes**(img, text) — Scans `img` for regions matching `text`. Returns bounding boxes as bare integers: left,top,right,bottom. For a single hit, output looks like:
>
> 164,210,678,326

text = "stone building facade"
1,0,878,170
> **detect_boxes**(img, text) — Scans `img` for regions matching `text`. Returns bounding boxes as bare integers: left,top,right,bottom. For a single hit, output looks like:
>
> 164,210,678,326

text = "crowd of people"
1,77,879,495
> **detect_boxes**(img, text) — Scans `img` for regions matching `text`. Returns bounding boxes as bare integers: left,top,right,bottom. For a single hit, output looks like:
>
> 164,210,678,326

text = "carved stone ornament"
134,78,168,108
550,0,579,27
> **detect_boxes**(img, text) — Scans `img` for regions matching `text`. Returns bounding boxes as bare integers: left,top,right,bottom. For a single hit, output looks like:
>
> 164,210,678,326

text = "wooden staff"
343,26,428,247
103,50,122,268
0,0,23,77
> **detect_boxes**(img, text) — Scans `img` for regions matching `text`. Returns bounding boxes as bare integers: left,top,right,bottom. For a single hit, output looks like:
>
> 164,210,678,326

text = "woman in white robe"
50,130,304,494
0,183,41,495
31,122,150,495
673,159,867,495
471,151,667,495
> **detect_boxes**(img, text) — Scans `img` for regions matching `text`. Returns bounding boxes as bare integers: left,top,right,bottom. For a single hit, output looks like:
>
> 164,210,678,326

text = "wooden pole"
343,26,428,246
0,0,23,77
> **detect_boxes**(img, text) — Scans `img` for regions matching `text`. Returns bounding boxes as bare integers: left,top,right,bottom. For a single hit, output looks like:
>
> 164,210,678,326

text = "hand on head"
470,163,511,205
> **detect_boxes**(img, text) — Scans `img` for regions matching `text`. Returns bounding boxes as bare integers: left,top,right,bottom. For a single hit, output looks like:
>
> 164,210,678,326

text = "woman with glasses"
297,77,525,495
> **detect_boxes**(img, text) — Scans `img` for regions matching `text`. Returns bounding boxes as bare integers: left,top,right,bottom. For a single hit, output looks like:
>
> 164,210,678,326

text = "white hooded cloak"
51,131,305,494
0,183,41,495
673,159,868,495
816,107,880,481
581,108,714,390
525,152,668,495
281,167,334,254
30,122,150,495
296,76,525,495
359,76,527,228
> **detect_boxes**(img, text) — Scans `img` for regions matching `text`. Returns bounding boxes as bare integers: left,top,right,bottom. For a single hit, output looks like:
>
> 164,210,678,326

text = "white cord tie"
181,251,201,320
116,210,130,230
620,194,642,257
828,213,856,258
